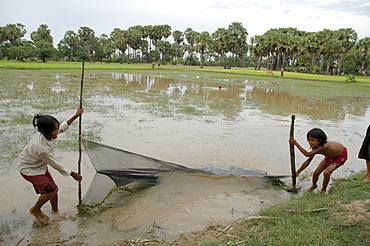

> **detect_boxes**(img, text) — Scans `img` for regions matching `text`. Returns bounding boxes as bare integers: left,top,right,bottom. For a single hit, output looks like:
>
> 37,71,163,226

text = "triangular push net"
82,138,282,206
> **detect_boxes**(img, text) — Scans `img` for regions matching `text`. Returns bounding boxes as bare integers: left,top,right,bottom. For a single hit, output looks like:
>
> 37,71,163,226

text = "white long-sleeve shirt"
18,121,72,176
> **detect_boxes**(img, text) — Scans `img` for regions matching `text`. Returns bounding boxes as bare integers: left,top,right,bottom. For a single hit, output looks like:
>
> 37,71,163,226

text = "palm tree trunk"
325,56,332,75
319,54,324,74
310,54,315,74
275,52,281,70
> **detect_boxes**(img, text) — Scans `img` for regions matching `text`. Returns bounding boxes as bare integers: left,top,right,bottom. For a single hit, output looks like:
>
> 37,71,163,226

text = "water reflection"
86,72,370,121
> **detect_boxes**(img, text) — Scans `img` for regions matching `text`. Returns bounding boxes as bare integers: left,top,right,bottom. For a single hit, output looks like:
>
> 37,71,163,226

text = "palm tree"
149,25,163,51
31,24,54,62
184,28,199,54
196,31,211,68
354,37,370,73
78,26,98,62
0,26,6,59
58,30,78,61
316,29,342,75
156,40,171,61
110,28,128,63
3,23,27,44
30,24,53,43
211,28,230,69
99,34,115,62
337,28,357,74
172,30,184,61
159,25,172,41
250,35,268,70
228,22,248,67
127,27,143,63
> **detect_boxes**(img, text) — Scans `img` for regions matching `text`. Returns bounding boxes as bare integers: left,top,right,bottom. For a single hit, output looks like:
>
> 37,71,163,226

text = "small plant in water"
77,203,109,216
346,75,356,82
0,221,11,236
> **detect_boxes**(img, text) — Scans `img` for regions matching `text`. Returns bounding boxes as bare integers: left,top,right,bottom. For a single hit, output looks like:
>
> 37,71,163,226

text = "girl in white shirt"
18,108,83,223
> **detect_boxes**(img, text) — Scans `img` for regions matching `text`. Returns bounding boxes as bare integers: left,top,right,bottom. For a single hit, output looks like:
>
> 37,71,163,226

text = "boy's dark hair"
33,114,59,139
307,128,327,147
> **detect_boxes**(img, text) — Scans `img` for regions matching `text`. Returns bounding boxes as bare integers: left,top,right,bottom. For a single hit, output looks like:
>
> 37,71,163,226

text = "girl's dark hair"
307,128,327,147
32,114,59,139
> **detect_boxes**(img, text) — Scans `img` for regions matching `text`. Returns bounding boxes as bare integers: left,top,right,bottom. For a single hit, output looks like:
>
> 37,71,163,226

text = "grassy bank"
1,60,370,84
170,171,370,246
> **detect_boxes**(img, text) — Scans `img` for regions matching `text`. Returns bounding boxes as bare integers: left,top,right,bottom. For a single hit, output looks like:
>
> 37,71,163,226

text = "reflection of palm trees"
106,74,370,121
244,87,366,120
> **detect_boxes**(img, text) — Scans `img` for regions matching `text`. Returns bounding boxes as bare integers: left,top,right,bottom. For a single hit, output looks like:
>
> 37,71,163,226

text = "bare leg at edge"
362,160,370,182
29,189,58,222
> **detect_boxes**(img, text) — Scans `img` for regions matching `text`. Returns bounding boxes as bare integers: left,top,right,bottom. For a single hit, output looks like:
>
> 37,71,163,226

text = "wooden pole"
289,115,296,187
77,62,85,205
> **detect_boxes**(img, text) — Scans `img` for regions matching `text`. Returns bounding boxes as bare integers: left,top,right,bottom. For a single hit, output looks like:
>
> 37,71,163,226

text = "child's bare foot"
321,191,328,195
362,176,370,182
306,185,317,192
30,209,50,223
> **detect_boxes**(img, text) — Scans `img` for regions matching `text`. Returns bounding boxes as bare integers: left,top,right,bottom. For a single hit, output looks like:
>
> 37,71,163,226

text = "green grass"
1,60,370,83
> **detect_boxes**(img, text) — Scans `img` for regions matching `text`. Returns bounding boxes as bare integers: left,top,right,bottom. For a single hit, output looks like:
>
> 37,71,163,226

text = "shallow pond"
0,70,369,245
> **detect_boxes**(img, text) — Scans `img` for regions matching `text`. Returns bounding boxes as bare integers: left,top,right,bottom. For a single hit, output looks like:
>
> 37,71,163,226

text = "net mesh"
82,138,284,205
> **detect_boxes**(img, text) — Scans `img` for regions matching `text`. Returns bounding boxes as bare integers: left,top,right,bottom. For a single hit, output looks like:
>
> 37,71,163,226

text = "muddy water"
1,70,369,245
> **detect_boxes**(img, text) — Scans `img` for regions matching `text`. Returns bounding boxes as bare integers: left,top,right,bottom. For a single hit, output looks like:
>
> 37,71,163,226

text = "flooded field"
1,69,369,245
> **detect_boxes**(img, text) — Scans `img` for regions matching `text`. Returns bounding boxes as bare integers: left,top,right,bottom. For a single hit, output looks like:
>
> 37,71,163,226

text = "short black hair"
307,128,327,147
33,114,59,139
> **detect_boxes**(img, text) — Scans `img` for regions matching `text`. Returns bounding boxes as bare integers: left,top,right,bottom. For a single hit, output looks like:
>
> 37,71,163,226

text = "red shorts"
325,147,348,169
21,169,58,195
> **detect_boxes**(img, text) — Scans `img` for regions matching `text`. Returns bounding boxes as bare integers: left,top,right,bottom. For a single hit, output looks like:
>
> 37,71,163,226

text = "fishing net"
82,138,284,206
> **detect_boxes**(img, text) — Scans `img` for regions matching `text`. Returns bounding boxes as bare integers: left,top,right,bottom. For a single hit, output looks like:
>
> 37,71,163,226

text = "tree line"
0,22,369,75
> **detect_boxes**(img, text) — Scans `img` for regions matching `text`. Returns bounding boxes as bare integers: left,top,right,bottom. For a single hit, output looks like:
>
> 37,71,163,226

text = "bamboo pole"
77,62,85,205
289,115,296,187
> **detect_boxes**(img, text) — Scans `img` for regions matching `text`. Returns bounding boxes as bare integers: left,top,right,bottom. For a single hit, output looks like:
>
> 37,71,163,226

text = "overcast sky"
1,0,370,45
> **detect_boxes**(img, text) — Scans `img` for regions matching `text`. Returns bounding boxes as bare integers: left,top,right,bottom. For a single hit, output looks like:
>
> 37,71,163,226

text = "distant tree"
196,31,211,68
7,40,34,60
3,23,27,44
300,32,320,73
354,37,370,72
159,25,172,41
34,41,56,62
31,24,53,43
156,40,171,61
172,30,184,60
0,26,6,59
249,35,267,70
342,50,361,74
78,26,98,62
100,34,115,62
127,26,143,63
184,28,199,54
337,28,357,74
211,27,230,69
228,22,248,67
148,25,162,51
110,28,128,63
58,30,79,61
30,24,54,62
